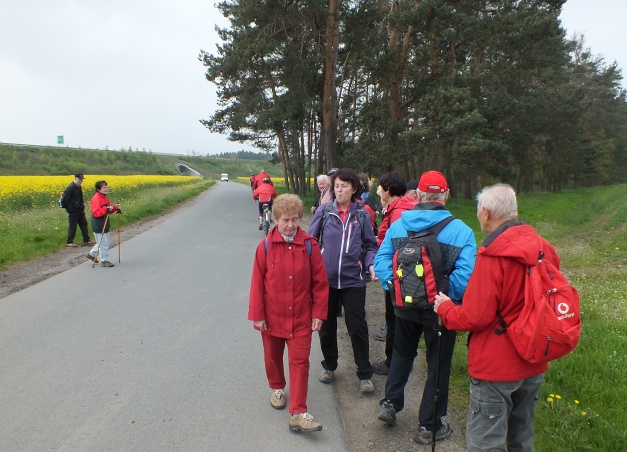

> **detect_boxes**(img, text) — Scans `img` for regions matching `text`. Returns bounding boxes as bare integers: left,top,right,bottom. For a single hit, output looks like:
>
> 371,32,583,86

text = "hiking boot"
372,360,389,376
414,423,452,445
86,253,99,263
318,369,334,384
377,400,397,426
81,240,95,246
271,389,286,410
289,413,322,432
101,261,115,268
374,324,388,341
359,379,374,394
66,243,77,247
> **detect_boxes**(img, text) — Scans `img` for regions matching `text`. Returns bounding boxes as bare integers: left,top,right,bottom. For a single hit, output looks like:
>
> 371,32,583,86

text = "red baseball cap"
418,171,448,193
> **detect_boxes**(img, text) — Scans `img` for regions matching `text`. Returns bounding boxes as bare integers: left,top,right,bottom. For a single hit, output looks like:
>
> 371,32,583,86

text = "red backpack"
495,252,581,363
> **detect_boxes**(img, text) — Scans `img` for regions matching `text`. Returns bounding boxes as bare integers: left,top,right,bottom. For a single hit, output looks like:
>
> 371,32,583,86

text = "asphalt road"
0,182,346,451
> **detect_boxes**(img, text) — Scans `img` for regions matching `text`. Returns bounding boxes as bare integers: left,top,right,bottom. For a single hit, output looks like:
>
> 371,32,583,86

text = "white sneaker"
360,379,374,394
271,389,285,409
318,369,334,384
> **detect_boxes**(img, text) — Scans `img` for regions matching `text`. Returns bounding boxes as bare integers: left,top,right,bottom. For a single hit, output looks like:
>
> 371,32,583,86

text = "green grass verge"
0,180,213,270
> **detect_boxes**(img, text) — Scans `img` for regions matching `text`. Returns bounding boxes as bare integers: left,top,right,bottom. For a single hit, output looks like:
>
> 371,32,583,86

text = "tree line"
200,0,626,198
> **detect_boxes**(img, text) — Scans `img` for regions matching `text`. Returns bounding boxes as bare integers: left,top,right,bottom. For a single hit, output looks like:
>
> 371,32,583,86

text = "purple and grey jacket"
308,200,378,289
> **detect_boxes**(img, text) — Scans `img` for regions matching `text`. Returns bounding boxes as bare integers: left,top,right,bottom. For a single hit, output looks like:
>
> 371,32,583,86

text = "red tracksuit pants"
261,333,311,414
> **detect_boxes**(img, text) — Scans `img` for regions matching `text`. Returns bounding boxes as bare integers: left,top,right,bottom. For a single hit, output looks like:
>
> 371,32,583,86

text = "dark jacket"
62,182,85,213
307,200,378,289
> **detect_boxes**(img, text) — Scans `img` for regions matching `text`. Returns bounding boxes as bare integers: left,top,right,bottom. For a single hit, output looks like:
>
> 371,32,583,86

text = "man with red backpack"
434,183,568,451
374,170,476,446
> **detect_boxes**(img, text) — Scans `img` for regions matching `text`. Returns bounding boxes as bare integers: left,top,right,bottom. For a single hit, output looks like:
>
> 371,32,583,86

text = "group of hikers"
248,167,567,451
60,174,121,267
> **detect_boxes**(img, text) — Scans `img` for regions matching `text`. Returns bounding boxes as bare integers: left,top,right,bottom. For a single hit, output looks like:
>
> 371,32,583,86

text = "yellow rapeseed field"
0,175,200,211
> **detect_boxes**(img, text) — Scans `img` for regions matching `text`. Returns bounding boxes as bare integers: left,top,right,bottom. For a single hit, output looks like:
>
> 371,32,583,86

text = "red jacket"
253,172,273,190
376,195,417,246
253,184,278,203
248,227,329,338
438,222,558,381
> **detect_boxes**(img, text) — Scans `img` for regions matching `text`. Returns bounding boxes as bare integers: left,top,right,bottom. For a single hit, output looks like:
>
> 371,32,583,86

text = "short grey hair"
477,184,518,220
418,191,448,203
316,174,329,184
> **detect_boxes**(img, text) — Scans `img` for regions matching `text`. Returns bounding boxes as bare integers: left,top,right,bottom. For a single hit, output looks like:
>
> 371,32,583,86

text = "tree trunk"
322,0,340,169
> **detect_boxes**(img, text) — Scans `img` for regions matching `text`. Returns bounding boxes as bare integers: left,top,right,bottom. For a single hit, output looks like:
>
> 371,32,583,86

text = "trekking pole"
93,214,109,269
117,211,121,263
432,316,443,452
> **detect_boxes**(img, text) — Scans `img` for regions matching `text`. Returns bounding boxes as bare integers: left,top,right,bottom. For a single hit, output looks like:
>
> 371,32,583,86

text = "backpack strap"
494,251,543,335
318,203,334,247
406,215,455,239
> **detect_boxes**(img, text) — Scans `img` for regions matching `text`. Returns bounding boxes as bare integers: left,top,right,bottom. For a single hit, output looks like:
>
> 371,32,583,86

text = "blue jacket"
308,200,378,289
375,203,476,307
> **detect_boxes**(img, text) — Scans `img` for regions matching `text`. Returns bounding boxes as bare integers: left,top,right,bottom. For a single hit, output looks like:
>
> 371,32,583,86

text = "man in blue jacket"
374,170,476,445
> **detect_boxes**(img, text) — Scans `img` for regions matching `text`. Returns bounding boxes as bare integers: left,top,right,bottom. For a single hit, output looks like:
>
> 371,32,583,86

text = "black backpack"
59,187,70,208
390,216,455,325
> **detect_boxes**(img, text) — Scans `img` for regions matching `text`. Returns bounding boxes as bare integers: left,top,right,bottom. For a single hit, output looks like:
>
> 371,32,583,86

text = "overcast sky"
0,1,624,156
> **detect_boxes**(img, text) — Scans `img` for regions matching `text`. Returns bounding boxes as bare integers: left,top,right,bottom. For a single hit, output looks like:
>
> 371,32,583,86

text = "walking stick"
117,212,121,263
92,214,109,269
432,316,443,452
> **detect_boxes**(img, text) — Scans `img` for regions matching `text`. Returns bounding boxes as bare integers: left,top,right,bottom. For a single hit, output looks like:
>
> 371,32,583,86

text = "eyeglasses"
327,168,338,176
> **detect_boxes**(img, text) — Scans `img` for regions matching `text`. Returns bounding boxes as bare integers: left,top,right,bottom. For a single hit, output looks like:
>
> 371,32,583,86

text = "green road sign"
57,135,64,144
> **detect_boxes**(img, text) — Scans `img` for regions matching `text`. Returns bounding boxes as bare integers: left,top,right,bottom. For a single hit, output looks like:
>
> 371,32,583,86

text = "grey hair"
316,174,329,184
418,191,448,203
477,184,518,220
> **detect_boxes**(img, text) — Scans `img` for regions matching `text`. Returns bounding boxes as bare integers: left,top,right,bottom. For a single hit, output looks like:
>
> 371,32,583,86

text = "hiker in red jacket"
253,169,273,190
434,183,558,451
371,172,417,377
253,178,278,229
248,194,329,432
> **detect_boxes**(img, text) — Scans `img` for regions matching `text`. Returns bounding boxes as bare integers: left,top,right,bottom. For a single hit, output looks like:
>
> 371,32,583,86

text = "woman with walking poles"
86,180,121,268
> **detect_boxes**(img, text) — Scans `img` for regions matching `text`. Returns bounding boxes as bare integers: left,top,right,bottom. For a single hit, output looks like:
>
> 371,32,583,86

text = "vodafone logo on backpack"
557,302,574,320
500,256,582,364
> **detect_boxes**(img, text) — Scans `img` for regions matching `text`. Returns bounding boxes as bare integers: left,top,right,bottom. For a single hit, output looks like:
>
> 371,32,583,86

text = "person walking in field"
60,173,94,247
86,180,121,268
248,194,329,432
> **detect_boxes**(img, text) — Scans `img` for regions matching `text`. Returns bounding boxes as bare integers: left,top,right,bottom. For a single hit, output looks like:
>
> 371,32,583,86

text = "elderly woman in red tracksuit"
248,194,329,433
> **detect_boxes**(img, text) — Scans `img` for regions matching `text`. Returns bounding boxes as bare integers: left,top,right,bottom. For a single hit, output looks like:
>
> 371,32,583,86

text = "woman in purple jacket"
308,168,378,394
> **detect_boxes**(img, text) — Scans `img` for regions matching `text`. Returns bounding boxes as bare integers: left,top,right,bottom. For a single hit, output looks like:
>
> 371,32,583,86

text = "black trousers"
382,316,457,431
67,211,90,244
319,286,373,380
384,289,396,367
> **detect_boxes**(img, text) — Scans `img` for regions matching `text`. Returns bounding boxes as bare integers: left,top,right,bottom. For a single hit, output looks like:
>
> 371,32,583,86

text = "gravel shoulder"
1,195,467,451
